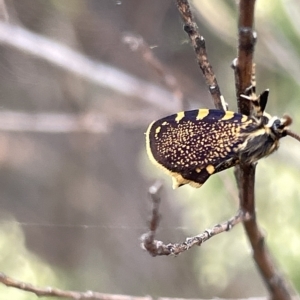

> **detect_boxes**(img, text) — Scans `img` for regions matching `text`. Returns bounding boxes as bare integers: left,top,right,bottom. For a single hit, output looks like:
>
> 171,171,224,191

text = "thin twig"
0,271,277,300
141,180,163,254
0,272,152,300
234,1,293,300
175,0,226,111
141,181,250,256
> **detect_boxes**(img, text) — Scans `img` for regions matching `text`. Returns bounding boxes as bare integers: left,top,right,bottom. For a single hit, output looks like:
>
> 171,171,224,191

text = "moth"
146,90,300,188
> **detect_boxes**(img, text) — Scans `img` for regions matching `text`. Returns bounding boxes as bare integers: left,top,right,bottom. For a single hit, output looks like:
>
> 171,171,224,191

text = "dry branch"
234,1,293,299
0,271,276,300
176,0,226,111
0,272,152,300
141,181,250,256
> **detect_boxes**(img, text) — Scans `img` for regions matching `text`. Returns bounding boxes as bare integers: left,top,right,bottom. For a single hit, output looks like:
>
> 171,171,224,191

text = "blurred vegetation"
0,0,300,299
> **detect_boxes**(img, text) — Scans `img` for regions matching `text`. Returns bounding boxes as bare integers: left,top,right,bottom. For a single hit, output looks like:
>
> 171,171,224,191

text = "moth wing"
146,109,255,188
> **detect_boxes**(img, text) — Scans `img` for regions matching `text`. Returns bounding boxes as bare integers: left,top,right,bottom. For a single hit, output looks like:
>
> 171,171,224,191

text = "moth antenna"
286,130,300,143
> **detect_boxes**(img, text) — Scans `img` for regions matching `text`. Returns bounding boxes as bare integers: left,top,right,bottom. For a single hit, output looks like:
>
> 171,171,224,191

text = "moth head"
266,114,300,143
267,114,292,138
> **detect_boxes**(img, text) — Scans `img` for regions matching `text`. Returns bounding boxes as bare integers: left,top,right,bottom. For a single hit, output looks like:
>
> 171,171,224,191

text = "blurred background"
0,0,300,299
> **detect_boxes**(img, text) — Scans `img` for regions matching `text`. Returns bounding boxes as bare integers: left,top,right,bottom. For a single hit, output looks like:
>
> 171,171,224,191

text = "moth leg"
241,90,269,118
240,64,270,118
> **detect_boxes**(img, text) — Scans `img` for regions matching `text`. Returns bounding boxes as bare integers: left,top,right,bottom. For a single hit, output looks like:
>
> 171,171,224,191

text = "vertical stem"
235,0,256,115
235,1,293,299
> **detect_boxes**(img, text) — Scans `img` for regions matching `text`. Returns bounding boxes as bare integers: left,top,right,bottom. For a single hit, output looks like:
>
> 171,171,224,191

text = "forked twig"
141,181,250,256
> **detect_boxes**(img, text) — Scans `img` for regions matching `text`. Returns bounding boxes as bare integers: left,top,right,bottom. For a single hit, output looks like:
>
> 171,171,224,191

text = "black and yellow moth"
146,91,297,189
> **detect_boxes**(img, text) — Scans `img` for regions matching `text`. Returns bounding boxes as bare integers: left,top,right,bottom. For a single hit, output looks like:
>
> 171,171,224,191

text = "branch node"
183,23,196,35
